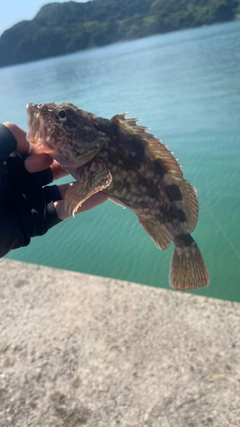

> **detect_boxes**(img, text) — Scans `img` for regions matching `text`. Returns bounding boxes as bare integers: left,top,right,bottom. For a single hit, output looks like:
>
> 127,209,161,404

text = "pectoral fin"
65,163,112,216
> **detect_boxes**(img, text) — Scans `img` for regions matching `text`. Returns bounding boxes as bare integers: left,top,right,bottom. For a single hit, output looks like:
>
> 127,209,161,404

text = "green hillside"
0,0,239,67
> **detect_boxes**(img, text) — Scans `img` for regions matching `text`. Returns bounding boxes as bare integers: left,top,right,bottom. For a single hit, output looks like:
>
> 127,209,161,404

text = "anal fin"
138,217,172,250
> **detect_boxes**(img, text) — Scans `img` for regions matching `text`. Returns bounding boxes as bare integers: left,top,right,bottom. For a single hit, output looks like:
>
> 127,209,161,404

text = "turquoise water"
1,21,240,301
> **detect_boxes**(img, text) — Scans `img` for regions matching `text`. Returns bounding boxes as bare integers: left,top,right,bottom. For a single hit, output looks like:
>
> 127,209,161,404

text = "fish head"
26,102,109,166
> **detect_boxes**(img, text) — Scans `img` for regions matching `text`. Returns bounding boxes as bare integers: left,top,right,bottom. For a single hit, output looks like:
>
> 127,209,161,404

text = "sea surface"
1,21,240,301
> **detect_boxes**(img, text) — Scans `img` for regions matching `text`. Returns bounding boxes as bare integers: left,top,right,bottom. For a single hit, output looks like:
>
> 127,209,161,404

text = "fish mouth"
26,103,43,144
26,103,55,154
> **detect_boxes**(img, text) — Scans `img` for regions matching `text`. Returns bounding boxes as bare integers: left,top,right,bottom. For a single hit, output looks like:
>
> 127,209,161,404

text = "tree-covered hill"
0,0,239,67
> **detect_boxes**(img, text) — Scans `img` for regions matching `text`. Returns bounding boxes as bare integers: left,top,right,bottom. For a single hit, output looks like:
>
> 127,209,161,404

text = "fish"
26,102,210,291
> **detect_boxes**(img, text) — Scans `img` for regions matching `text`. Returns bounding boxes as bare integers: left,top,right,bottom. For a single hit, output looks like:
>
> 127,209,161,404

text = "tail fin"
169,240,210,291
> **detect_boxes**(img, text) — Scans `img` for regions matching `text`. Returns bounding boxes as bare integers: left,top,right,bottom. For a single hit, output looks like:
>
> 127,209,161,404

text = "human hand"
0,122,107,257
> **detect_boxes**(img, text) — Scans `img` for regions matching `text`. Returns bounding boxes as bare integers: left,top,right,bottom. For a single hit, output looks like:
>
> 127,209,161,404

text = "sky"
0,0,90,35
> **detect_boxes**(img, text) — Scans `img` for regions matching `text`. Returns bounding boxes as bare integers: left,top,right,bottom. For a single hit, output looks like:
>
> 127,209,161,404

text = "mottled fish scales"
26,102,210,290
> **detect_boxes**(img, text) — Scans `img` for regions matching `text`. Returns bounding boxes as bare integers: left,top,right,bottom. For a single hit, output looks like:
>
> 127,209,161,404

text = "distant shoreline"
0,19,238,69
0,0,239,68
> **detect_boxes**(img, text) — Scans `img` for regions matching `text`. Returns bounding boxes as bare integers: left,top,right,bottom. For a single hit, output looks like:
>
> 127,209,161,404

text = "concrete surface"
0,258,240,427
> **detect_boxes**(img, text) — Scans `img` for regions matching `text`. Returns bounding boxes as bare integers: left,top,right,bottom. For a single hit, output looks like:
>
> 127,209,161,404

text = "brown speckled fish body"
26,102,210,290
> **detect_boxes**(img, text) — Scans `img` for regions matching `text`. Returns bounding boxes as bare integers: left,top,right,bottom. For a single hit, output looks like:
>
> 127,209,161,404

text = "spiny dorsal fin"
111,113,183,179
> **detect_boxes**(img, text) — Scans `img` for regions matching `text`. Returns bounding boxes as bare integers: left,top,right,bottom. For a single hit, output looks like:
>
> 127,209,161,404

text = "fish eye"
57,109,67,121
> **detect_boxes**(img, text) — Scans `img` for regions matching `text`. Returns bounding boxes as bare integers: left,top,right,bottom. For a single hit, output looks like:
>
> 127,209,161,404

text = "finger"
2,124,67,179
25,154,68,180
3,122,29,154
24,153,54,172
55,190,108,219
50,160,69,180
57,183,71,200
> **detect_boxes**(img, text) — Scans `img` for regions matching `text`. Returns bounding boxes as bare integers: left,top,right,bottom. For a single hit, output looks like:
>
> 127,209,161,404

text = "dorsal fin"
111,113,183,179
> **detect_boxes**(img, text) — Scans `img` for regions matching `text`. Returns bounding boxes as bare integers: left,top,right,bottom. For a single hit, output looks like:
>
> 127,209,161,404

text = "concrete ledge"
0,258,239,427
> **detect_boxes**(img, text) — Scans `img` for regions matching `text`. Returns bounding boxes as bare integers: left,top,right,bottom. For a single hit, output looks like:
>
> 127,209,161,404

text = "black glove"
0,123,62,257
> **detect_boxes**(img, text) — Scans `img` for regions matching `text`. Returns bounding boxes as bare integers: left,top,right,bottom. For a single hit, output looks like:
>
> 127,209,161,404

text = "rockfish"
26,102,210,290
